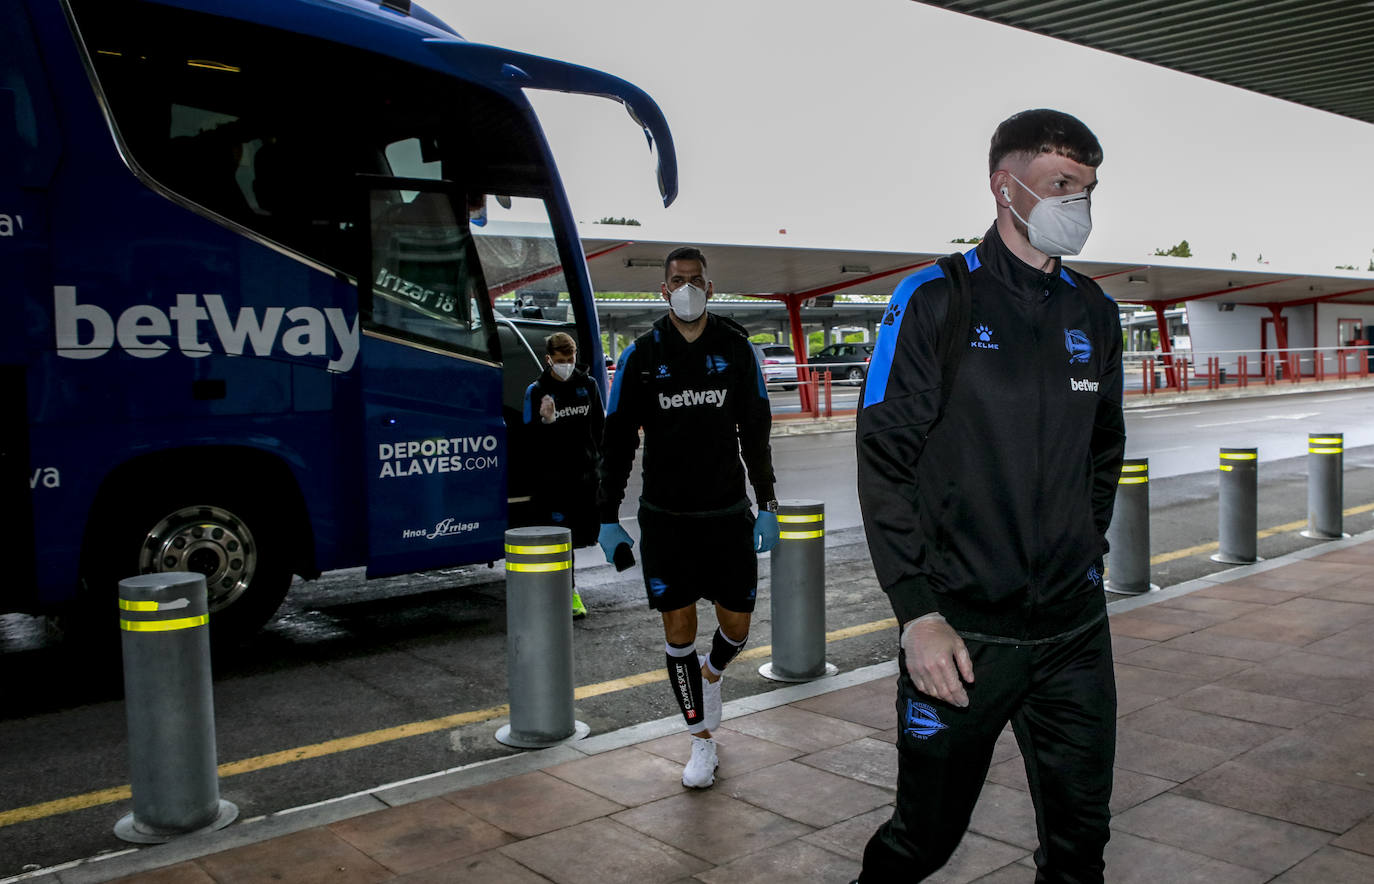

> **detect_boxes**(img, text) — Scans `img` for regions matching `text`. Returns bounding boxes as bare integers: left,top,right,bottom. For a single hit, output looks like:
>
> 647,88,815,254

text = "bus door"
360,178,505,577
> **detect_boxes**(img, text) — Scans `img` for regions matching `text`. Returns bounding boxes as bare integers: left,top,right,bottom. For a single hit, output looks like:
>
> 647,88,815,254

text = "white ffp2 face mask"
550,362,574,381
1006,172,1092,256
668,283,708,322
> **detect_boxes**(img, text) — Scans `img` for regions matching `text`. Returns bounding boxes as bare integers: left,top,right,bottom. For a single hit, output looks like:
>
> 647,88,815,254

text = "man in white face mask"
854,110,1125,883
522,332,604,618
597,247,779,790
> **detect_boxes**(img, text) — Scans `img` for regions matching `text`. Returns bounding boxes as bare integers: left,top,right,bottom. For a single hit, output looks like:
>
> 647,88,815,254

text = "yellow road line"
8,502,1371,829
0,618,900,828
1145,504,1374,566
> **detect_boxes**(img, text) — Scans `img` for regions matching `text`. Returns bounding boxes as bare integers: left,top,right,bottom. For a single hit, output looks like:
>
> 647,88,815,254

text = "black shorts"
638,505,757,613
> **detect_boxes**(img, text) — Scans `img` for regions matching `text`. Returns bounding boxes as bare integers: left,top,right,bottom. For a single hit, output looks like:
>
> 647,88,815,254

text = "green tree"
596,216,641,226
949,236,983,244
1153,240,1192,258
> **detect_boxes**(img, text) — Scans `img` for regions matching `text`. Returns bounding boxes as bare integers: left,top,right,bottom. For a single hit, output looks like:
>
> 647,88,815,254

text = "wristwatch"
762,499,780,514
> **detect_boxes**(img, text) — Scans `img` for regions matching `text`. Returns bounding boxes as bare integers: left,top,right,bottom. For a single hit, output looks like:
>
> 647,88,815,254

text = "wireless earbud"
1000,186,1010,200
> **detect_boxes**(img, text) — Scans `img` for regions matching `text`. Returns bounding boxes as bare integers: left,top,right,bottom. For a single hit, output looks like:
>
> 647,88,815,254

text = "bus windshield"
74,0,553,301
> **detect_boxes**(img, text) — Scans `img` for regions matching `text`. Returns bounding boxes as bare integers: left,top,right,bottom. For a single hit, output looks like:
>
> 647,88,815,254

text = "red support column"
785,297,814,413
1152,304,1177,389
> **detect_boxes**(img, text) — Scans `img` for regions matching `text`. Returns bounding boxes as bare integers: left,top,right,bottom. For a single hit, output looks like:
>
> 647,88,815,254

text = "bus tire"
82,482,294,647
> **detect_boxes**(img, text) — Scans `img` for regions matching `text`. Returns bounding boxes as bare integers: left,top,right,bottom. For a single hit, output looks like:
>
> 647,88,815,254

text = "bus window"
366,186,497,363
72,0,551,278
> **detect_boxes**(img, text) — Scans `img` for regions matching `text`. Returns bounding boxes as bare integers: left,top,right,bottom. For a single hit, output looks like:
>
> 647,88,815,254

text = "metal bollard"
760,500,836,682
1212,448,1262,564
1302,433,1347,540
114,572,237,844
496,527,588,747
1105,459,1159,595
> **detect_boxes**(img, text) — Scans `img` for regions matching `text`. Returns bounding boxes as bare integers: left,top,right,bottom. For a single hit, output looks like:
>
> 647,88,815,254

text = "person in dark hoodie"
852,109,1126,883
596,246,779,790
522,331,604,618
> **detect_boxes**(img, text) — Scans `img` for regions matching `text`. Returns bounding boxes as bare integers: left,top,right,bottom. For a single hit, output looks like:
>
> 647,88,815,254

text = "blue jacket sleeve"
522,381,539,425
855,271,949,625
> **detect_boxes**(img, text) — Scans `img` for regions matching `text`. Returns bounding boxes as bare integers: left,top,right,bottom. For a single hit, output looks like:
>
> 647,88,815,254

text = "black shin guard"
665,642,705,730
707,627,747,675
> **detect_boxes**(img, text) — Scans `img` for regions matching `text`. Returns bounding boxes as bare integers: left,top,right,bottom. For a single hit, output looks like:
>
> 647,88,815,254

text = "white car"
753,343,798,390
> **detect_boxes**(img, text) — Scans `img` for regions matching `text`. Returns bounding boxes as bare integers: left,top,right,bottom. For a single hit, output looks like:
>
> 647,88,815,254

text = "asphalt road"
4,386,1374,876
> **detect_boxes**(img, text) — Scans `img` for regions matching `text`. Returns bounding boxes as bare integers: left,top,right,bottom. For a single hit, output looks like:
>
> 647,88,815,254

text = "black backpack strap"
934,251,973,413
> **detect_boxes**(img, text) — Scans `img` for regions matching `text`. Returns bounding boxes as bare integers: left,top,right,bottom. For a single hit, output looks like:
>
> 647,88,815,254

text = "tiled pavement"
40,536,1374,883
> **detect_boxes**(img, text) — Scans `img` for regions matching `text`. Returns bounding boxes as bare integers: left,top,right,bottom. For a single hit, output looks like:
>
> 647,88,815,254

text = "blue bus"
2,0,676,639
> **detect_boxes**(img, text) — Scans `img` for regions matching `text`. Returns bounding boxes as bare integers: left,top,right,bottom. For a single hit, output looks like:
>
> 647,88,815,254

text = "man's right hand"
597,522,633,563
539,395,555,423
901,615,974,708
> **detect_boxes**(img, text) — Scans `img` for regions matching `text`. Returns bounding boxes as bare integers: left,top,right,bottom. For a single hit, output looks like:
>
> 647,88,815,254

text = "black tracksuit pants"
860,616,1116,884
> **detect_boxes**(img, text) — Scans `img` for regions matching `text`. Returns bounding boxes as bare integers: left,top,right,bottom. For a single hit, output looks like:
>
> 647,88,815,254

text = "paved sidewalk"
34,535,1374,883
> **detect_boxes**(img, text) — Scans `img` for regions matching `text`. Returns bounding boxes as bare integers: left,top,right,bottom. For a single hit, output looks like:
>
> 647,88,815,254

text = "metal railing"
1124,345,1374,395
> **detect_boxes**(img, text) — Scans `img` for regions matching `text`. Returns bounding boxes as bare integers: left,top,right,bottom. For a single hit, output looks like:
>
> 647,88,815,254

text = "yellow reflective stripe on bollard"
506,561,571,573
1219,453,1257,460
1118,477,1148,485
117,599,159,612
1309,437,1342,444
119,614,209,632
1219,465,1233,472
1309,447,1343,454
779,529,825,540
504,542,571,555
777,514,823,524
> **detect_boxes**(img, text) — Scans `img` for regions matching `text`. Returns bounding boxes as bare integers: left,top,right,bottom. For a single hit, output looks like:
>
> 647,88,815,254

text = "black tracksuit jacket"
598,313,775,521
522,365,604,544
857,225,1126,641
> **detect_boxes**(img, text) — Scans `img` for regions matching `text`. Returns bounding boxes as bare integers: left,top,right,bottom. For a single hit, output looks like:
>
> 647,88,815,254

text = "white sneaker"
699,654,723,732
682,736,718,789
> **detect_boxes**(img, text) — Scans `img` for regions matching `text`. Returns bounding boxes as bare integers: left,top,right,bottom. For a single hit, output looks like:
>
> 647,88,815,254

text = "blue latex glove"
598,522,634,563
754,511,780,553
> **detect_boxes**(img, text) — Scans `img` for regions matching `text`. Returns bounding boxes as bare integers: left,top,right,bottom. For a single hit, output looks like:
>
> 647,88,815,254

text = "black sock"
707,627,747,676
665,641,705,730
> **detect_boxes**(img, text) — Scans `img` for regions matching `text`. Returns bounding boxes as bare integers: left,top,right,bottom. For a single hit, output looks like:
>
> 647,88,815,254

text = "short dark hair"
988,109,1102,175
545,331,576,357
664,246,708,281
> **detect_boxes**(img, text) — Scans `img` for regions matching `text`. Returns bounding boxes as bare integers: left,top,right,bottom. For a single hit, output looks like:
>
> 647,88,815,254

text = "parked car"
752,343,798,390
808,342,875,383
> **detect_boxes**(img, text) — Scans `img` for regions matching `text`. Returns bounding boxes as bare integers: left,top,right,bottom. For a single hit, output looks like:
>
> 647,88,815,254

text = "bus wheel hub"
140,505,257,612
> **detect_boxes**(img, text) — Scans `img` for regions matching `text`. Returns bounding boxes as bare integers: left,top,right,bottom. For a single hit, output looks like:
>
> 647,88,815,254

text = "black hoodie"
857,225,1126,641
522,365,604,538
598,313,776,521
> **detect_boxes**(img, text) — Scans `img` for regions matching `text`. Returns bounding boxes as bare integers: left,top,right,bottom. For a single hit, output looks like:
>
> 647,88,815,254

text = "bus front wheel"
83,485,294,645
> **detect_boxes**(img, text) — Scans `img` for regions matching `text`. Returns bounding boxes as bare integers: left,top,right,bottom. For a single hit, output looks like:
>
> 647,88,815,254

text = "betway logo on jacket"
658,388,728,409
1070,378,1100,392
53,287,359,372
555,404,591,419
